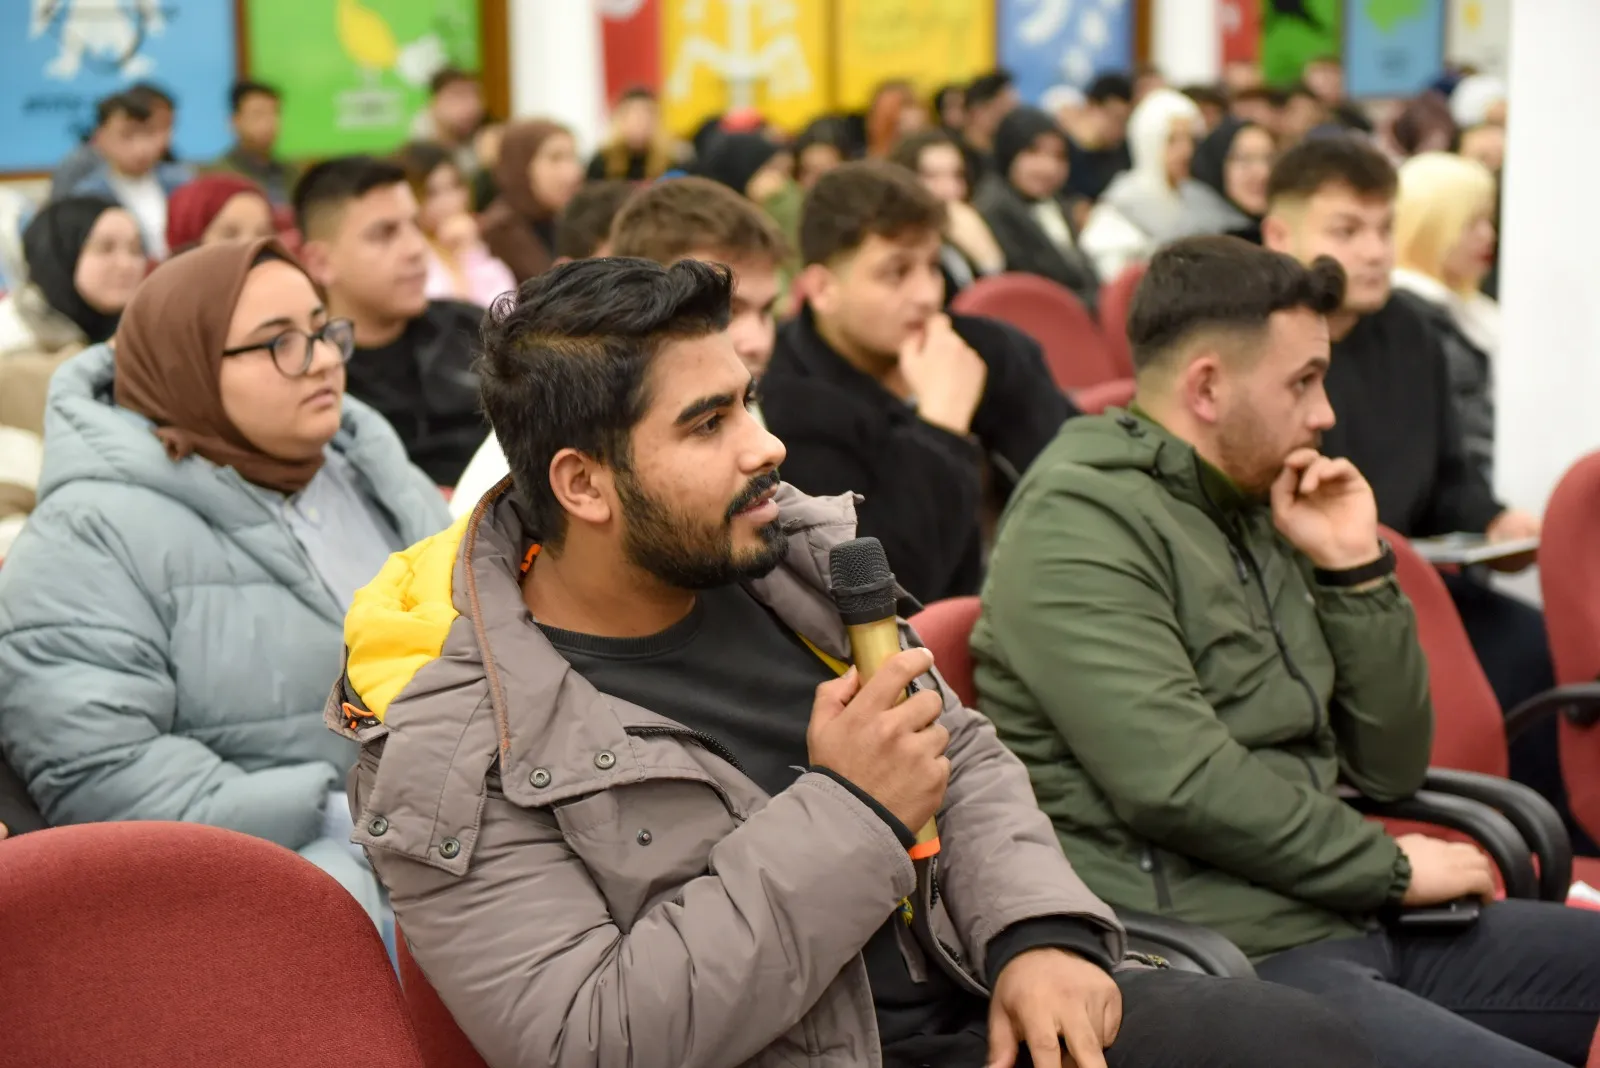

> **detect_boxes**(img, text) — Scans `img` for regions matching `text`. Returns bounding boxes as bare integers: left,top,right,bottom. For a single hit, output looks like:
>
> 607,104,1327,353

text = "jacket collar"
1116,404,1256,517
776,307,904,408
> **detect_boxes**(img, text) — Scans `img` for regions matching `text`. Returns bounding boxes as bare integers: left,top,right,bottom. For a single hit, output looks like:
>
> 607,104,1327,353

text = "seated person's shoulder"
429,299,489,333
945,310,1035,361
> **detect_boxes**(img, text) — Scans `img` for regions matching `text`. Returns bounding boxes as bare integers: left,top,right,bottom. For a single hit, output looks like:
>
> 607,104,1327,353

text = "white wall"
507,0,606,154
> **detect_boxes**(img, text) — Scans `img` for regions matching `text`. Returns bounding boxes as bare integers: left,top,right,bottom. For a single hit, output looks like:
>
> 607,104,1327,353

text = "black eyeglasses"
221,319,356,379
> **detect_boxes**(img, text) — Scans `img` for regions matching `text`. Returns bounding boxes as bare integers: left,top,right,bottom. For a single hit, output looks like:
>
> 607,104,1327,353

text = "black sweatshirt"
1321,296,1503,538
0,745,45,836
762,309,1076,603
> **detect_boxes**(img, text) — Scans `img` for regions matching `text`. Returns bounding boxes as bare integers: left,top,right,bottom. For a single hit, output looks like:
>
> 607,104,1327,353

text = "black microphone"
828,537,940,859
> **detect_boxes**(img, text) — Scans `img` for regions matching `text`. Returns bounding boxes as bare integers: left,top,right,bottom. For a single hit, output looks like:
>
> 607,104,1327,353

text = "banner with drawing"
832,0,994,112
997,0,1133,105
0,0,235,172
660,0,829,136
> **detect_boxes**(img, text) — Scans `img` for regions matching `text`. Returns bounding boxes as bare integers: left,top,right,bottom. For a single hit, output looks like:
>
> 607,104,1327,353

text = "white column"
1150,0,1220,86
1495,1,1600,515
506,0,606,155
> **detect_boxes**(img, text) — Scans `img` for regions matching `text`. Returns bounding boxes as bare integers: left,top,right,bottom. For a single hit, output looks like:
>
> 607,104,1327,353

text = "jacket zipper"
1140,845,1173,909
624,724,747,774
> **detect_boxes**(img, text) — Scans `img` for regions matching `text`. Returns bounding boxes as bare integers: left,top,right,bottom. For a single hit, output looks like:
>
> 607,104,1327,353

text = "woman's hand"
946,200,1006,274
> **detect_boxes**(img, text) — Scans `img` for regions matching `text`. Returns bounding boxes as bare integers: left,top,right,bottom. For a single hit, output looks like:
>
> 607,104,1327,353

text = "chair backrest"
397,929,491,1068
1097,262,1147,380
1385,526,1509,776
950,273,1122,391
908,596,983,709
1071,376,1136,416
1539,450,1600,844
0,823,424,1068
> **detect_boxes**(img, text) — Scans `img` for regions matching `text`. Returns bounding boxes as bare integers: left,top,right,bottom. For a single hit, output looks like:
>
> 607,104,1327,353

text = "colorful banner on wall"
247,0,480,159
1446,0,1509,78
1260,0,1340,87
832,0,994,112
1219,0,1261,64
660,0,829,135
599,0,662,106
997,0,1134,103
1345,0,1445,98
1,0,236,172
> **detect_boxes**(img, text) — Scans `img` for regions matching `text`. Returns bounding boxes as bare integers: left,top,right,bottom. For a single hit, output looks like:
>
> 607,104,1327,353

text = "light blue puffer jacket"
0,345,451,848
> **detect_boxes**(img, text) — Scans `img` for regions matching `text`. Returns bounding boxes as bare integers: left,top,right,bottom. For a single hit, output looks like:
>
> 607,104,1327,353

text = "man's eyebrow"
674,391,738,427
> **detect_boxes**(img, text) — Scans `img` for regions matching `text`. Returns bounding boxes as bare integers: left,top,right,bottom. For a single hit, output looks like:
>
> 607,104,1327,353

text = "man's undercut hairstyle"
1126,235,1346,375
429,67,477,97
230,79,280,114
97,92,151,128
293,155,409,238
126,82,175,111
610,176,787,267
799,161,946,267
1267,134,1398,210
965,70,1015,110
1086,73,1134,105
478,257,735,548
554,180,637,261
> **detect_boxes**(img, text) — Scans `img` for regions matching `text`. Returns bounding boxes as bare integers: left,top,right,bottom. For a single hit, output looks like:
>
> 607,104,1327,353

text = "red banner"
1220,0,1261,63
599,0,662,105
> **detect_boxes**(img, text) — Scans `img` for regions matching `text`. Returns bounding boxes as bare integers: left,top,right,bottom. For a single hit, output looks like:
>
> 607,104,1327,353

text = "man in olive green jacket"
975,236,1600,1067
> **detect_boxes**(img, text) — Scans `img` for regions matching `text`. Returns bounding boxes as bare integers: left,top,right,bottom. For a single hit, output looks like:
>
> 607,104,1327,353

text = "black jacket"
762,308,1076,602
1322,296,1502,538
344,300,487,486
973,178,1100,311
0,746,45,836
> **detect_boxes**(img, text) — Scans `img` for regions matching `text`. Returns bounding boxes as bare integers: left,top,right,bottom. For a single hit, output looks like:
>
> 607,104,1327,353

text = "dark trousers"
1255,900,1600,1067
882,968,1376,1067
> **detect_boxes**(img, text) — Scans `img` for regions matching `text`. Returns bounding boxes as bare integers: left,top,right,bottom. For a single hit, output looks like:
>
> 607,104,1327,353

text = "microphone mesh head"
829,537,898,625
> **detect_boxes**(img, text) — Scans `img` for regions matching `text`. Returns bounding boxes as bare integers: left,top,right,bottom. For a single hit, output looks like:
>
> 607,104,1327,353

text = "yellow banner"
661,0,831,137
832,0,996,112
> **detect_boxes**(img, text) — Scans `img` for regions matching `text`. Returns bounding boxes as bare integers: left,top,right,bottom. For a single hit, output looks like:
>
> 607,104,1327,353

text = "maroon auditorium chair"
951,273,1122,392
1097,262,1147,379
0,822,424,1068
397,929,491,1068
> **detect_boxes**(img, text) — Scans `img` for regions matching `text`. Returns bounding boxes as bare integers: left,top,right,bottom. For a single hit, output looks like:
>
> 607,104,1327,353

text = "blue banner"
2,1,237,172
998,0,1134,104
1345,0,1446,99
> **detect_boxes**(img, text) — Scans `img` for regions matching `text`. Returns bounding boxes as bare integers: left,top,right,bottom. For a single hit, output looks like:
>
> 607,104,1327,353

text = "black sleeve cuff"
809,766,917,849
986,917,1117,984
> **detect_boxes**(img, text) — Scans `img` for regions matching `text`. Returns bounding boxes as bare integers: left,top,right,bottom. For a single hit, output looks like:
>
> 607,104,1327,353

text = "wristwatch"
1314,539,1397,588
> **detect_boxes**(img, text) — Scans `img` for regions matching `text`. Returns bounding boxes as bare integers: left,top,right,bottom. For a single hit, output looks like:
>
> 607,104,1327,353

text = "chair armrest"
1340,787,1538,899
1422,768,1571,902
1114,908,1256,979
1504,681,1600,739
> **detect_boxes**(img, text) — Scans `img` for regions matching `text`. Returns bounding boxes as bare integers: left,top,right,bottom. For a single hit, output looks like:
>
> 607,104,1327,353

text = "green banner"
1261,0,1342,87
247,0,480,159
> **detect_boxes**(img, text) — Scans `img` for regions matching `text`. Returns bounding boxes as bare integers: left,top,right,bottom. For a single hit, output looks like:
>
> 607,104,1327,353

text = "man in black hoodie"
762,162,1076,603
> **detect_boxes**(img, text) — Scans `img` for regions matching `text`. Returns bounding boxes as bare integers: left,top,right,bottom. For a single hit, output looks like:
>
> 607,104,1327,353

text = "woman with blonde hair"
585,87,680,182
1392,150,1499,480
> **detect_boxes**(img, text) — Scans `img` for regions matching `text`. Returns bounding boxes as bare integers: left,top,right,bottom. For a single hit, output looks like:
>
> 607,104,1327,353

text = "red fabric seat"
951,273,1121,391
908,596,982,709
1072,377,1136,416
0,822,424,1068
397,933,490,1068
1097,262,1146,380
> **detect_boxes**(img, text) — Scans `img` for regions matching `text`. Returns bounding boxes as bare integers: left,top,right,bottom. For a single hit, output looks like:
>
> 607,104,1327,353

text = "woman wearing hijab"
478,119,585,283
0,237,449,914
1183,117,1276,243
972,107,1100,308
165,174,277,255
0,196,145,556
699,131,802,254
396,141,517,308
1079,88,1239,280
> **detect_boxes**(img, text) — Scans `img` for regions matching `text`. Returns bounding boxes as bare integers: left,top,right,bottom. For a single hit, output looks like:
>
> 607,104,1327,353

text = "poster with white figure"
4,0,234,171
998,0,1133,105
661,0,827,134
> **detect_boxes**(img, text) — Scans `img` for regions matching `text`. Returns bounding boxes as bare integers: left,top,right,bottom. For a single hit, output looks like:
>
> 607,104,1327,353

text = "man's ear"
1180,352,1226,426
547,447,613,532
297,238,334,289
1261,213,1292,254
799,263,838,317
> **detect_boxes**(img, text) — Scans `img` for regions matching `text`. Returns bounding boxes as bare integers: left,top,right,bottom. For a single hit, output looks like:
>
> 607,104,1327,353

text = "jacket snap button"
1138,854,1153,873
439,837,461,859
367,816,389,837
594,750,616,770
529,767,552,788
636,829,653,846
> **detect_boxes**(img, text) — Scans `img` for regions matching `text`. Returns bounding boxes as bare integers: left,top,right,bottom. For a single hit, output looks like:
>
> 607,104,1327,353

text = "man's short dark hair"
478,257,734,548
293,155,409,237
1233,85,1287,108
1183,85,1229,111
965,70,1015,109
1086,73,1134,105
429,67,477,97
1266,134,1397,209
799,161,946,267
96,92,151,128
126,82,175,110
611,176,787,267
1126,236,1345,374
555,180,636,261
230,79,280,114
887,129,960,174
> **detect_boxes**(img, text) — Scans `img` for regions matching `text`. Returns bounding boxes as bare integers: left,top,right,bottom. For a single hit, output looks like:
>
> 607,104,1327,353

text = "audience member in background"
1450,74,1508,131
165,174,275,255
1391,152,1499,484
586,86,677,182
0,198,144,556
479,119,584,283
1279,84,1330,147
1040,83,1087,131
1185,118,1275,243
551,179,635,263
69,92,191,260
1230,85,1285,139
132,81,180,161
49,83,178,200
394,141,517,308
340,254,1377,1068
864,79,927,158
1063,74,1135,203
1222,59,1263,96
972,234,1600,1068
295,156,486,485
1181,85,1230,132
793,117,852,190
1389,92,1457,159
932,81,967,132
1080,89,1222,280
699,131,802,252
451,175,787,517
1131,63,1167,103
0,238,449,915
959,69,1020,185
0,749,45,839
763,162,1075,603
890,129,1006,297
469,121,504,210
1457,122,1506,175
1302,55,1344,106
974,107,1100,309
212,80,298,207
410,67,485,177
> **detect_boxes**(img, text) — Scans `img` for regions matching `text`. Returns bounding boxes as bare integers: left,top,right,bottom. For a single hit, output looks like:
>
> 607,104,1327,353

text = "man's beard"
1216,417,1320,499
615,468,788,590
